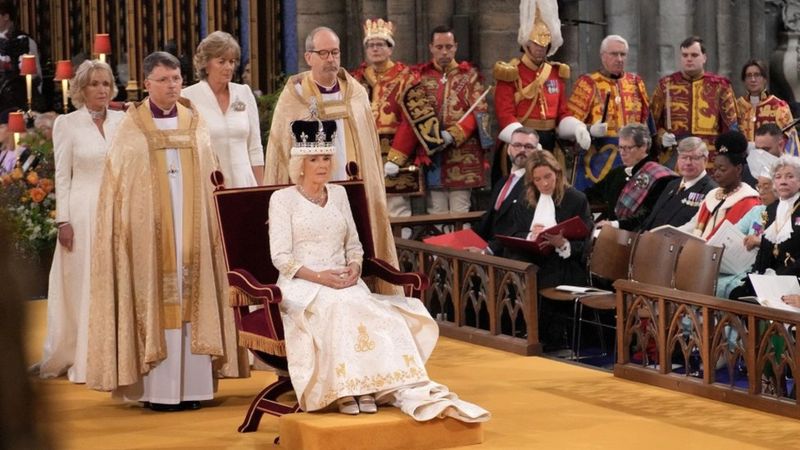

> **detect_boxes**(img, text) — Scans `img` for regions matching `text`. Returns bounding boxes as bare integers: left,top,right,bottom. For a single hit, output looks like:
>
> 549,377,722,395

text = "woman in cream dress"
182,31,263,187
36,60,124,382
268,119,489,421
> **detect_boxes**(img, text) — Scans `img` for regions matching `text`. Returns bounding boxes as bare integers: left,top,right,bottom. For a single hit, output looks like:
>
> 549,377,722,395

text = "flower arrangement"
0,130,57,261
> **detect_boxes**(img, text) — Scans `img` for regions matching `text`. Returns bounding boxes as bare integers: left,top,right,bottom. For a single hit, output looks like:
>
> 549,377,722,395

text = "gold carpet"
25,299,800,449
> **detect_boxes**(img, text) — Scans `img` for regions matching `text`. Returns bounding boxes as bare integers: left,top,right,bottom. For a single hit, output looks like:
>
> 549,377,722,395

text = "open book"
554,285,612,295
496,215,589,257
748,273,800,312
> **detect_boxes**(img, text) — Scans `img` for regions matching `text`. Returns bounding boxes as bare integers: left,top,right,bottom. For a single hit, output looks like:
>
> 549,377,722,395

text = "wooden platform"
279,409,482,450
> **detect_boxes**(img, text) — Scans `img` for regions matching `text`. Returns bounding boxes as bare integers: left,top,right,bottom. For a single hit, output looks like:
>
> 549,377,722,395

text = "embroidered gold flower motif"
336,363,346,377
403,354,416,367
354,323,376,352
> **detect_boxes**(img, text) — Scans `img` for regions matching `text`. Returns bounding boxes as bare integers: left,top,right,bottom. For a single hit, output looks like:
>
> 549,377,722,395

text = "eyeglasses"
677,154,706,162
309,49,341,59
618,145,640,152
510,143,538,150
366,42,388,49
744,73,763,80
148,75,183,85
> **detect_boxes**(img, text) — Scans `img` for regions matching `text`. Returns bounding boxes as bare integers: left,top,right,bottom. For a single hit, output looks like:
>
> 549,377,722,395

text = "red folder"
423,228,488,250
496,215,589,256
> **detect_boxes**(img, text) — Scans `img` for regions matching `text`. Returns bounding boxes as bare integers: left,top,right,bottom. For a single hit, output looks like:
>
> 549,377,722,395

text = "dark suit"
508,187,594,289
475,172,526,256
639,173,717,231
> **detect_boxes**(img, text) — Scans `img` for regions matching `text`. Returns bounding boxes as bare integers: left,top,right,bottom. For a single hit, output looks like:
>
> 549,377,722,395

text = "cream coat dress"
38,107,124,383
269,184,489,422
182,80,263,188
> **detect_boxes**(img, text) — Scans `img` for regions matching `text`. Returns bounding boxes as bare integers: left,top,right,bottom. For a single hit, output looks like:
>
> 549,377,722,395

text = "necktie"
495,174,516,210
676,182,686,195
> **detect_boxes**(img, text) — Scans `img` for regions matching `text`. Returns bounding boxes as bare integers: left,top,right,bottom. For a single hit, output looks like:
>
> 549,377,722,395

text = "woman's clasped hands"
316,263,361,289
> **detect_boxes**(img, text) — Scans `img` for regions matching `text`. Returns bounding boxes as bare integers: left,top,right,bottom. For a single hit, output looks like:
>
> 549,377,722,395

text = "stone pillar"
295,0,347,72
387,0,417,65
605,0,640,70
656,0,693,78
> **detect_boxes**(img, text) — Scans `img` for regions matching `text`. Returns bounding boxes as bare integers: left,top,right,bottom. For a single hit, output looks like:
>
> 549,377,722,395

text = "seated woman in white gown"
268,119,489,422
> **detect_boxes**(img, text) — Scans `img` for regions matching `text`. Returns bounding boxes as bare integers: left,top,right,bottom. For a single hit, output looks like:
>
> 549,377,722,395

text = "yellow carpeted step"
279,408,483,450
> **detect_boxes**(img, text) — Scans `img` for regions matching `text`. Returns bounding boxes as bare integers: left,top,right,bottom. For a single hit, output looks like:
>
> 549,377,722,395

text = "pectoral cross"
440,73,447,84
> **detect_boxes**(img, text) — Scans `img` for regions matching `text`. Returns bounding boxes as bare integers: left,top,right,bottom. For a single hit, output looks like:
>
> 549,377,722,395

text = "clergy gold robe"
86,98,246,391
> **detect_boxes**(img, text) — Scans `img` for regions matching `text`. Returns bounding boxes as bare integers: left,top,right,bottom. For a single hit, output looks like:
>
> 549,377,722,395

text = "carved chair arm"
363,257,430,291
227,269,283,307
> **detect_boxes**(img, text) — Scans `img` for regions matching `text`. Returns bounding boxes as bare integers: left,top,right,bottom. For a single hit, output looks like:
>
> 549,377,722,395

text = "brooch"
634,173,650,189
231,99,246,112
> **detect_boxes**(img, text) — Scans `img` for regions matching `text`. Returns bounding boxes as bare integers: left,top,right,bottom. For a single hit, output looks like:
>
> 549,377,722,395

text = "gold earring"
300,171,304,176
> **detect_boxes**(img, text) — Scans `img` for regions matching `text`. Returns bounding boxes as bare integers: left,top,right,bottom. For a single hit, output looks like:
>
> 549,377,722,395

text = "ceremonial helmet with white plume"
518,0,563,56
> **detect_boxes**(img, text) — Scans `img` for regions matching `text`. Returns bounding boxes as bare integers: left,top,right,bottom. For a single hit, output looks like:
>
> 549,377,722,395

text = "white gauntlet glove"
589,122,608,138
661,132,678,148
441,130,454,147
384,161,400,177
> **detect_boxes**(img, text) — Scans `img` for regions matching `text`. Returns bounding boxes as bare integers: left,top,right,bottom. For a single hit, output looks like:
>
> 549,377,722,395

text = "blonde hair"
524,150,566,208
69,60,117,109
193,31,241,80
288,154,336,184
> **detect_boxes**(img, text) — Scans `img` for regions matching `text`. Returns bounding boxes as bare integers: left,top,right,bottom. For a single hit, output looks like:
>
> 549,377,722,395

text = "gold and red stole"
132,101,198,329
300,72,361,168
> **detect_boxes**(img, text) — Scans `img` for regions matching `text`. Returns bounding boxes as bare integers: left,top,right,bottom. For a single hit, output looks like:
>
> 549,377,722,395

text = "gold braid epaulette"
553,62,570,79
493,59,520,82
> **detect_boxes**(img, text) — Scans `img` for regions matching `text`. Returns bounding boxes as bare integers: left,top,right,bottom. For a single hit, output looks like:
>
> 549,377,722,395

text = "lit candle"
54,60,74,113
20,55,36,112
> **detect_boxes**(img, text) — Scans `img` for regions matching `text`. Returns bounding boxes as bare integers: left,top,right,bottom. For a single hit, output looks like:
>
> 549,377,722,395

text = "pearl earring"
300,171,304,176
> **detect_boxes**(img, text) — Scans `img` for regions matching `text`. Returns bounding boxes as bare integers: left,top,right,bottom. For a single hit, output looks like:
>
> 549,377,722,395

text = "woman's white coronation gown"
269,184,489,422
38,107,124,382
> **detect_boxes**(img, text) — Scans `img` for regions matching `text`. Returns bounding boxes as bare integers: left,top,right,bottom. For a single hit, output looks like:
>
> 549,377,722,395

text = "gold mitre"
363,18,395,47
518,0,563,56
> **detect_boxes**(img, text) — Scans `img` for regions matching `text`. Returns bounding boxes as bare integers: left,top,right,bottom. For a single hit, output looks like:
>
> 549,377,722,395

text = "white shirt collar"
682,171,707,190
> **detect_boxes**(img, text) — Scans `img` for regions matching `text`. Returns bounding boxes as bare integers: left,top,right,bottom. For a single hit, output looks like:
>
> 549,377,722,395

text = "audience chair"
211,163,428,433
672,238,724,296
578,232,686,364
539,225,636,359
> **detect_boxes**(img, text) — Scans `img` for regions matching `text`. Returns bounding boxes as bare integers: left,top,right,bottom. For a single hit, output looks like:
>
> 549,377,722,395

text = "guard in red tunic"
650,36,739,168
388,25,490,214
493,0,568,156
351,19,421,222
736,59,799,155
558,35,653,191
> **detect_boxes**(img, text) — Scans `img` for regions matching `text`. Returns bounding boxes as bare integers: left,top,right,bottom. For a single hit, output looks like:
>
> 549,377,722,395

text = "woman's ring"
339,273,346,279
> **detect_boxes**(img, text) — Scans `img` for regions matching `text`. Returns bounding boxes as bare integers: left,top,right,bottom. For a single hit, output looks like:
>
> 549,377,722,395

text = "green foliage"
255,75,287,147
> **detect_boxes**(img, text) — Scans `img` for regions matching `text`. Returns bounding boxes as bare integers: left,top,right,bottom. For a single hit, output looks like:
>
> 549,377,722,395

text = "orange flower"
39,178,54,194
11,167,23,180
29,187,46,203
26,170,39,186
49,210,56,218
1,174,11,186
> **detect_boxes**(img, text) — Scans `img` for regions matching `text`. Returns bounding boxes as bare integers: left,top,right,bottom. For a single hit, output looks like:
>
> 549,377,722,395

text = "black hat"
289,119,337,156
715,130,748,165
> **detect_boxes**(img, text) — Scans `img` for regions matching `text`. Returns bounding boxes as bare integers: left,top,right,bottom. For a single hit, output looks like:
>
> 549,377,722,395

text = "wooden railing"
395,238,540,355
614,279,800,418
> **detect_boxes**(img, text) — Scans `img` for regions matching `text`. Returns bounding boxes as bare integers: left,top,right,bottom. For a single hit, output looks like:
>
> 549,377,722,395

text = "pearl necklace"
88,108,107,121
297,184,327,206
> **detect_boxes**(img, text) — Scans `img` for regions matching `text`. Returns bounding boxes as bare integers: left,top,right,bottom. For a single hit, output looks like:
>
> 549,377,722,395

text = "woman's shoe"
337,396,359,415
357,395,377,414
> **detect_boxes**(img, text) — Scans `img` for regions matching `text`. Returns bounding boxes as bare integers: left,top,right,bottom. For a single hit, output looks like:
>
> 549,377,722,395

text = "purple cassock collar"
149,99,178,118
316,81,340,94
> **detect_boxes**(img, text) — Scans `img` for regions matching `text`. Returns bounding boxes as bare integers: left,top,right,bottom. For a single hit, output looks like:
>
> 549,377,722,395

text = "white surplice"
38,107,124,383
114,112,213,404
269,184,490,422
182,81,263,188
